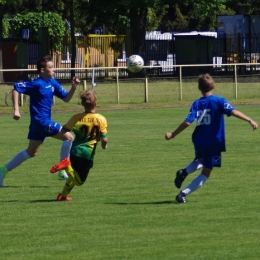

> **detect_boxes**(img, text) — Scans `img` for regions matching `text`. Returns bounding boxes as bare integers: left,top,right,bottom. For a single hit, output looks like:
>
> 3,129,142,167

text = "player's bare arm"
165,121,190,140
63,77,81,102
231,110,258,130
12,89,21,120
101,138,108,149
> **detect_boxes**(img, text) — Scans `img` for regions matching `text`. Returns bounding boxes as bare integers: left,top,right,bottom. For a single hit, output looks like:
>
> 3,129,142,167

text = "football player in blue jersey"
165,73,258,203
0,55,80,187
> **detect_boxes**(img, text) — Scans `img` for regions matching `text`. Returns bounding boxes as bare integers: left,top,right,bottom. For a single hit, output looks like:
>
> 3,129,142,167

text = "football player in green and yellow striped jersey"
50,90,108,201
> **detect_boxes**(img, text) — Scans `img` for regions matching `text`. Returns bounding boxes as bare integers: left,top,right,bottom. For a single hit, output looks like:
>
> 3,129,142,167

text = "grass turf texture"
1,80,260,115
0,106,260,259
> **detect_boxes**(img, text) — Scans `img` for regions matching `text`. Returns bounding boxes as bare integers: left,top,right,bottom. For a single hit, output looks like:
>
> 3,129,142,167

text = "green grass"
0,106,260,259
1,79,260,115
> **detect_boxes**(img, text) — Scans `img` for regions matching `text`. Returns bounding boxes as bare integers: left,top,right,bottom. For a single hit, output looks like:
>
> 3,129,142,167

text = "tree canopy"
10,12,66,50
0,0,260,81
3,0,260,41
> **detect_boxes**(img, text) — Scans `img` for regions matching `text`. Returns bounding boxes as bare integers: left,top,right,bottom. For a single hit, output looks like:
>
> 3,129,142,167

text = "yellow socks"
60,165,84,197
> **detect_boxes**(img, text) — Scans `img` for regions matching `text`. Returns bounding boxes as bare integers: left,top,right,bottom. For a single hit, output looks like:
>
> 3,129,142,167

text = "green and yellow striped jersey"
63,112,107,160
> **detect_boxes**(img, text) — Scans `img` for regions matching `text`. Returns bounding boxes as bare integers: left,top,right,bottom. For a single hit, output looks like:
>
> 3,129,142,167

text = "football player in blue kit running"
0,55,80,187
165,73,258,203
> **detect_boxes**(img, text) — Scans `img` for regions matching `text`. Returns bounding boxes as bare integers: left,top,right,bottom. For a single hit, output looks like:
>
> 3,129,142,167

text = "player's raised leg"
175,160,203,188
51,130,74,180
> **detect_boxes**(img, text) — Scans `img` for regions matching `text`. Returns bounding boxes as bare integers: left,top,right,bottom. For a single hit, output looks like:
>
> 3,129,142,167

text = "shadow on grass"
0,199,58,203
29,199,60,203
0,185,51,188
106,200,175,205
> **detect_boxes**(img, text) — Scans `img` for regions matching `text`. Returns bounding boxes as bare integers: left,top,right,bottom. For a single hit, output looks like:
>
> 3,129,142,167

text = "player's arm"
60,123,74,134
60,126,70,134
101,137,108,149
99,117,108,149
231,110,258,130
165,121,191,140
12,89,21,120
63,77,81,103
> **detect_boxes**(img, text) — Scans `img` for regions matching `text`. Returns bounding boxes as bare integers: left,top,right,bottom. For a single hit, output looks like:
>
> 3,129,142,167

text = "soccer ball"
126,55,144,73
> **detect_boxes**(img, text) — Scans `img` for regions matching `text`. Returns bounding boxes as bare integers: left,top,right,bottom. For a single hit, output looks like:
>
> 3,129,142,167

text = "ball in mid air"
126,55,144,73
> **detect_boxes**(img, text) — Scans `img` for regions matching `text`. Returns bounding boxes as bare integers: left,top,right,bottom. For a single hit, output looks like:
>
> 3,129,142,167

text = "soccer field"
0,106,260,260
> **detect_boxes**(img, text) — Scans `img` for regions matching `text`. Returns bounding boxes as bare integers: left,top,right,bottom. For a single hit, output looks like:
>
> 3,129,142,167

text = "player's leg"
57,167,85,201
174,159,204,189
175,152,217,203
56,130,74,180
56,156,92,201
0,140,42,187
66,165,84,186
56,166,82,200
57,174,75,201
185,160,204,173
49,122,74,180
176,167,211,203
52,131,74,158
41,120,73,159
50,160,84,185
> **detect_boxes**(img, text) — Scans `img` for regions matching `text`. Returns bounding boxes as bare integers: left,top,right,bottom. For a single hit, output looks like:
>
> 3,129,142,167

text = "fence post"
20,93,24,107
83,80,87,90
116,67,120,104
234,64,238,99
179,66,183,101
144,77,148,102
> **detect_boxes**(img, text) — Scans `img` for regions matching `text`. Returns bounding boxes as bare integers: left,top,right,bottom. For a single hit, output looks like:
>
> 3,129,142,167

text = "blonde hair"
198,73,215,93
80,90,96,110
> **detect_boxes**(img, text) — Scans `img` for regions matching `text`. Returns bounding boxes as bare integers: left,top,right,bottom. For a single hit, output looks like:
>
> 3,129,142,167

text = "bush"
10,11,67,51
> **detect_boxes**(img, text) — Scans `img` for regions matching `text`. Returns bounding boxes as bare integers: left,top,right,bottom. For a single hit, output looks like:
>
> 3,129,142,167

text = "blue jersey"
185,95,234,152
14,77,68,125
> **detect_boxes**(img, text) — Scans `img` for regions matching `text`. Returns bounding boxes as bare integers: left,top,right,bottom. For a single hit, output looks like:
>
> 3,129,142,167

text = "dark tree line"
0,0,259,81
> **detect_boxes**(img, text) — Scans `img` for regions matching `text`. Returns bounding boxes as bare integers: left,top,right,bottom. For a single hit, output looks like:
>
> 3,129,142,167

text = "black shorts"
70,155,93,183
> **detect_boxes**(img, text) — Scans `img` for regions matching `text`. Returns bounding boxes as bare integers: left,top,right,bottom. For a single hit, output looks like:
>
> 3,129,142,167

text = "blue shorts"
28,120,62,141
195,150,222,169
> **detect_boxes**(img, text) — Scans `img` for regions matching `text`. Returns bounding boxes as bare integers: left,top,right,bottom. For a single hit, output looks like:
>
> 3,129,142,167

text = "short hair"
80,90,96,110
36,55,53,73
198,73,215,93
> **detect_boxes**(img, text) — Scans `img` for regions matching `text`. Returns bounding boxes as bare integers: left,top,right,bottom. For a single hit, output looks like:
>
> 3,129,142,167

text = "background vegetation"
1,0,260,64
10,12,67,40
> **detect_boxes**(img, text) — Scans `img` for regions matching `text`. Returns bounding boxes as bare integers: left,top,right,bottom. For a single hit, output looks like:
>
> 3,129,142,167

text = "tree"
4,0,78,79
39,0,81,78
2,0,258,82
79,0,233,55
10,12,67,51
158,0,231,32
80,0,169,56
0,0,24,82
226,0,260,14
